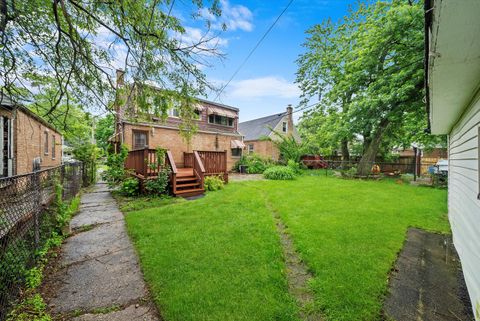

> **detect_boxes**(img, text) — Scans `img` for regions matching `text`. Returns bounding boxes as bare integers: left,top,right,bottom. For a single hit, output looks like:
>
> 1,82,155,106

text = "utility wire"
213,0,295,102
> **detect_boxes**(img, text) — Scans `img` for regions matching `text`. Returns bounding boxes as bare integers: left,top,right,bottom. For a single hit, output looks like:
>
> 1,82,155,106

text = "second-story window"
44,131,49,155
282,121,288,133
208,114,234,127
168,108,180,117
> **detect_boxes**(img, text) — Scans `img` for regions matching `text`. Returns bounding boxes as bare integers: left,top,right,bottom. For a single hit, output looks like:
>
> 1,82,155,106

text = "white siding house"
426,1,480,319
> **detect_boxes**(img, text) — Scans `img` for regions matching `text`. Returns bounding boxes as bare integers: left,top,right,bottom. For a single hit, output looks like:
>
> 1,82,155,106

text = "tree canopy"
296,0,445,175
0,0,223,121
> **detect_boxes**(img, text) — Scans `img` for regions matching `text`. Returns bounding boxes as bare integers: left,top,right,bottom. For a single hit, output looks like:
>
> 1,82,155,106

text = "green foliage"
28,98,93,145
296,1,446,170
341,167,358,179
204,176,224,191
54,184,81,232
6,294,52,321
155,147,167,167
270,130,306,163
235,154,275,174
25,268,43,289
120,178,140,196
103,145,129,187
95,114,115,153
287,160,302,175
72,143,99,185
2,0,223,135
144,169,170,195
263,166,296,180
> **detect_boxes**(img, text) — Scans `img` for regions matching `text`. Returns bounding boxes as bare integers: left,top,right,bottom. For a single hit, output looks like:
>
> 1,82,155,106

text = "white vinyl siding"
448,92,480,319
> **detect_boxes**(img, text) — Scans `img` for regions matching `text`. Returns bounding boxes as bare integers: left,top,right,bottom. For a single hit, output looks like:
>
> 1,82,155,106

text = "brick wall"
244,140,280,160
15,109,62,175
123,123,242,170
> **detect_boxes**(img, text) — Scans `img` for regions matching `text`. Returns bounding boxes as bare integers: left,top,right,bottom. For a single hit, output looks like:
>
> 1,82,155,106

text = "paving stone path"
43,182,159,321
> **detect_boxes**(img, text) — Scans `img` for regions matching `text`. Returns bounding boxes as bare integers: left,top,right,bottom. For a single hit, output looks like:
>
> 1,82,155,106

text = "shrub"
287,159,302,174
144,168,170,195
341,166,357,178
204,176,224,191
119,177,139,196
234,154,275,174
102,145,129,187
263,166,296,180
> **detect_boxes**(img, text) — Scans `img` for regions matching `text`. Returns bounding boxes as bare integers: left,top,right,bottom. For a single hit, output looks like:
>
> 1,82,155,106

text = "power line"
213,0,295,102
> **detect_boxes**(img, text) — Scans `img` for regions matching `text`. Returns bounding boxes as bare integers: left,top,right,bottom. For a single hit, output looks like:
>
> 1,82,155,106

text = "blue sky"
174,0,357,122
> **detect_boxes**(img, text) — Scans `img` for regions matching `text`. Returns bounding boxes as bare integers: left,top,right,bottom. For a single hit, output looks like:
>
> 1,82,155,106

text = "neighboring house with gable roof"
239,105,301,160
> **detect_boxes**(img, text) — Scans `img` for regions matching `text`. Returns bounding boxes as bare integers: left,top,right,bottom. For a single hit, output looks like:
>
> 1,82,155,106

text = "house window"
133,130,148,149
168,108,180,118
282,121,288,133
231,148,242,157
194,109,201,120
208,114,234,127
52,135,56,159
44,131,49,155
248,144,254,154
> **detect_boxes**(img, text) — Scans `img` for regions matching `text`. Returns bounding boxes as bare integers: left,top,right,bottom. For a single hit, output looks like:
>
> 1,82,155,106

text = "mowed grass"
125,184,300,321
124,174,449,321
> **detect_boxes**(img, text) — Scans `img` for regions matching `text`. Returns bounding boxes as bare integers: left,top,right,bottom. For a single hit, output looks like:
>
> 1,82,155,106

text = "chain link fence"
0,162,83,320
303,159,447,186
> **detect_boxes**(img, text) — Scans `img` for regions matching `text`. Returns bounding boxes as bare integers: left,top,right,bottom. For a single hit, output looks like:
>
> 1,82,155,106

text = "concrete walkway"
43,182,159,321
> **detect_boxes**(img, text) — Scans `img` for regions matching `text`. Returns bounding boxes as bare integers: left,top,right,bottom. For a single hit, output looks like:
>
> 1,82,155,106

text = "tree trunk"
357,119,390,176
341,139,350,161
0,0,7,33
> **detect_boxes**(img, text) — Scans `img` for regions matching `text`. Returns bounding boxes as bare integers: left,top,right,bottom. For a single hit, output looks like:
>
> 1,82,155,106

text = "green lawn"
124,174,449,321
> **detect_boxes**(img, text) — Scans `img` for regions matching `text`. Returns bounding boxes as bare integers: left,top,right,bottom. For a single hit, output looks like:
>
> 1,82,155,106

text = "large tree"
296,0,440,175
0,0,223,119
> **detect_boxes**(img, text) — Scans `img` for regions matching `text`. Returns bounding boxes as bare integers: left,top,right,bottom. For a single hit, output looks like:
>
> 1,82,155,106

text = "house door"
0,117,13,177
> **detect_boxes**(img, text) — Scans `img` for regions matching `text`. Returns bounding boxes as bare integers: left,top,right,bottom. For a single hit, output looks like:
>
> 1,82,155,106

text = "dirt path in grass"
42,181,159,321
263,194,324,321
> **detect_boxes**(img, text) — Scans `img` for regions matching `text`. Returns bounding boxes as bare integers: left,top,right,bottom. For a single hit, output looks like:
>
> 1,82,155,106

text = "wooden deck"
177,168,194,177
125,148,228,197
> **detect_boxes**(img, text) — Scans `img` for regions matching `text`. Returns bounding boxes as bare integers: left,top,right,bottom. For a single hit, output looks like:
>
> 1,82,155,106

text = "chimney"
116,69,125,88
286,104,294,135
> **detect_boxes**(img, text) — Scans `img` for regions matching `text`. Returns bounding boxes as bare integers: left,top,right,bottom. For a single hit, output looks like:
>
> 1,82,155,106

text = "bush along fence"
0,162,86,321
304,159,447,186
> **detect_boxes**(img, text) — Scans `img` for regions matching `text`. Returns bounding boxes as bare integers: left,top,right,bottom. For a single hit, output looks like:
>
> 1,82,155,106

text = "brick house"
0,97,63,177
239,105,301,160
112,71,244,170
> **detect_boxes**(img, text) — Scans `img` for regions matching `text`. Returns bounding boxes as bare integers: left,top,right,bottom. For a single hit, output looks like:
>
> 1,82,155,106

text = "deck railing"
184,150,228,182
192,151,205,188
125,148,176,177
127,148,227,186
183,152,194,168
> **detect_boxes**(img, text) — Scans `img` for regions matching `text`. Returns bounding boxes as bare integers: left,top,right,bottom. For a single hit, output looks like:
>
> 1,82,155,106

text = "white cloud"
227,76,301,99
200,0,254,32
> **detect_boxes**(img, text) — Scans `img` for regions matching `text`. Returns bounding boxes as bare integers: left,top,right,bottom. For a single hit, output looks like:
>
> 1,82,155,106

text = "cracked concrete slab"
383,228,474,321
48,242,147,313
71,304,158,321
61,221,131,266
70,206,123,229
43,181,159,320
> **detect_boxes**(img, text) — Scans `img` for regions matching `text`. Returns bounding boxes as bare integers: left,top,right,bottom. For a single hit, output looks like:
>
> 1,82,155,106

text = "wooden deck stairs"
174,168,204,197
125,148,228,198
